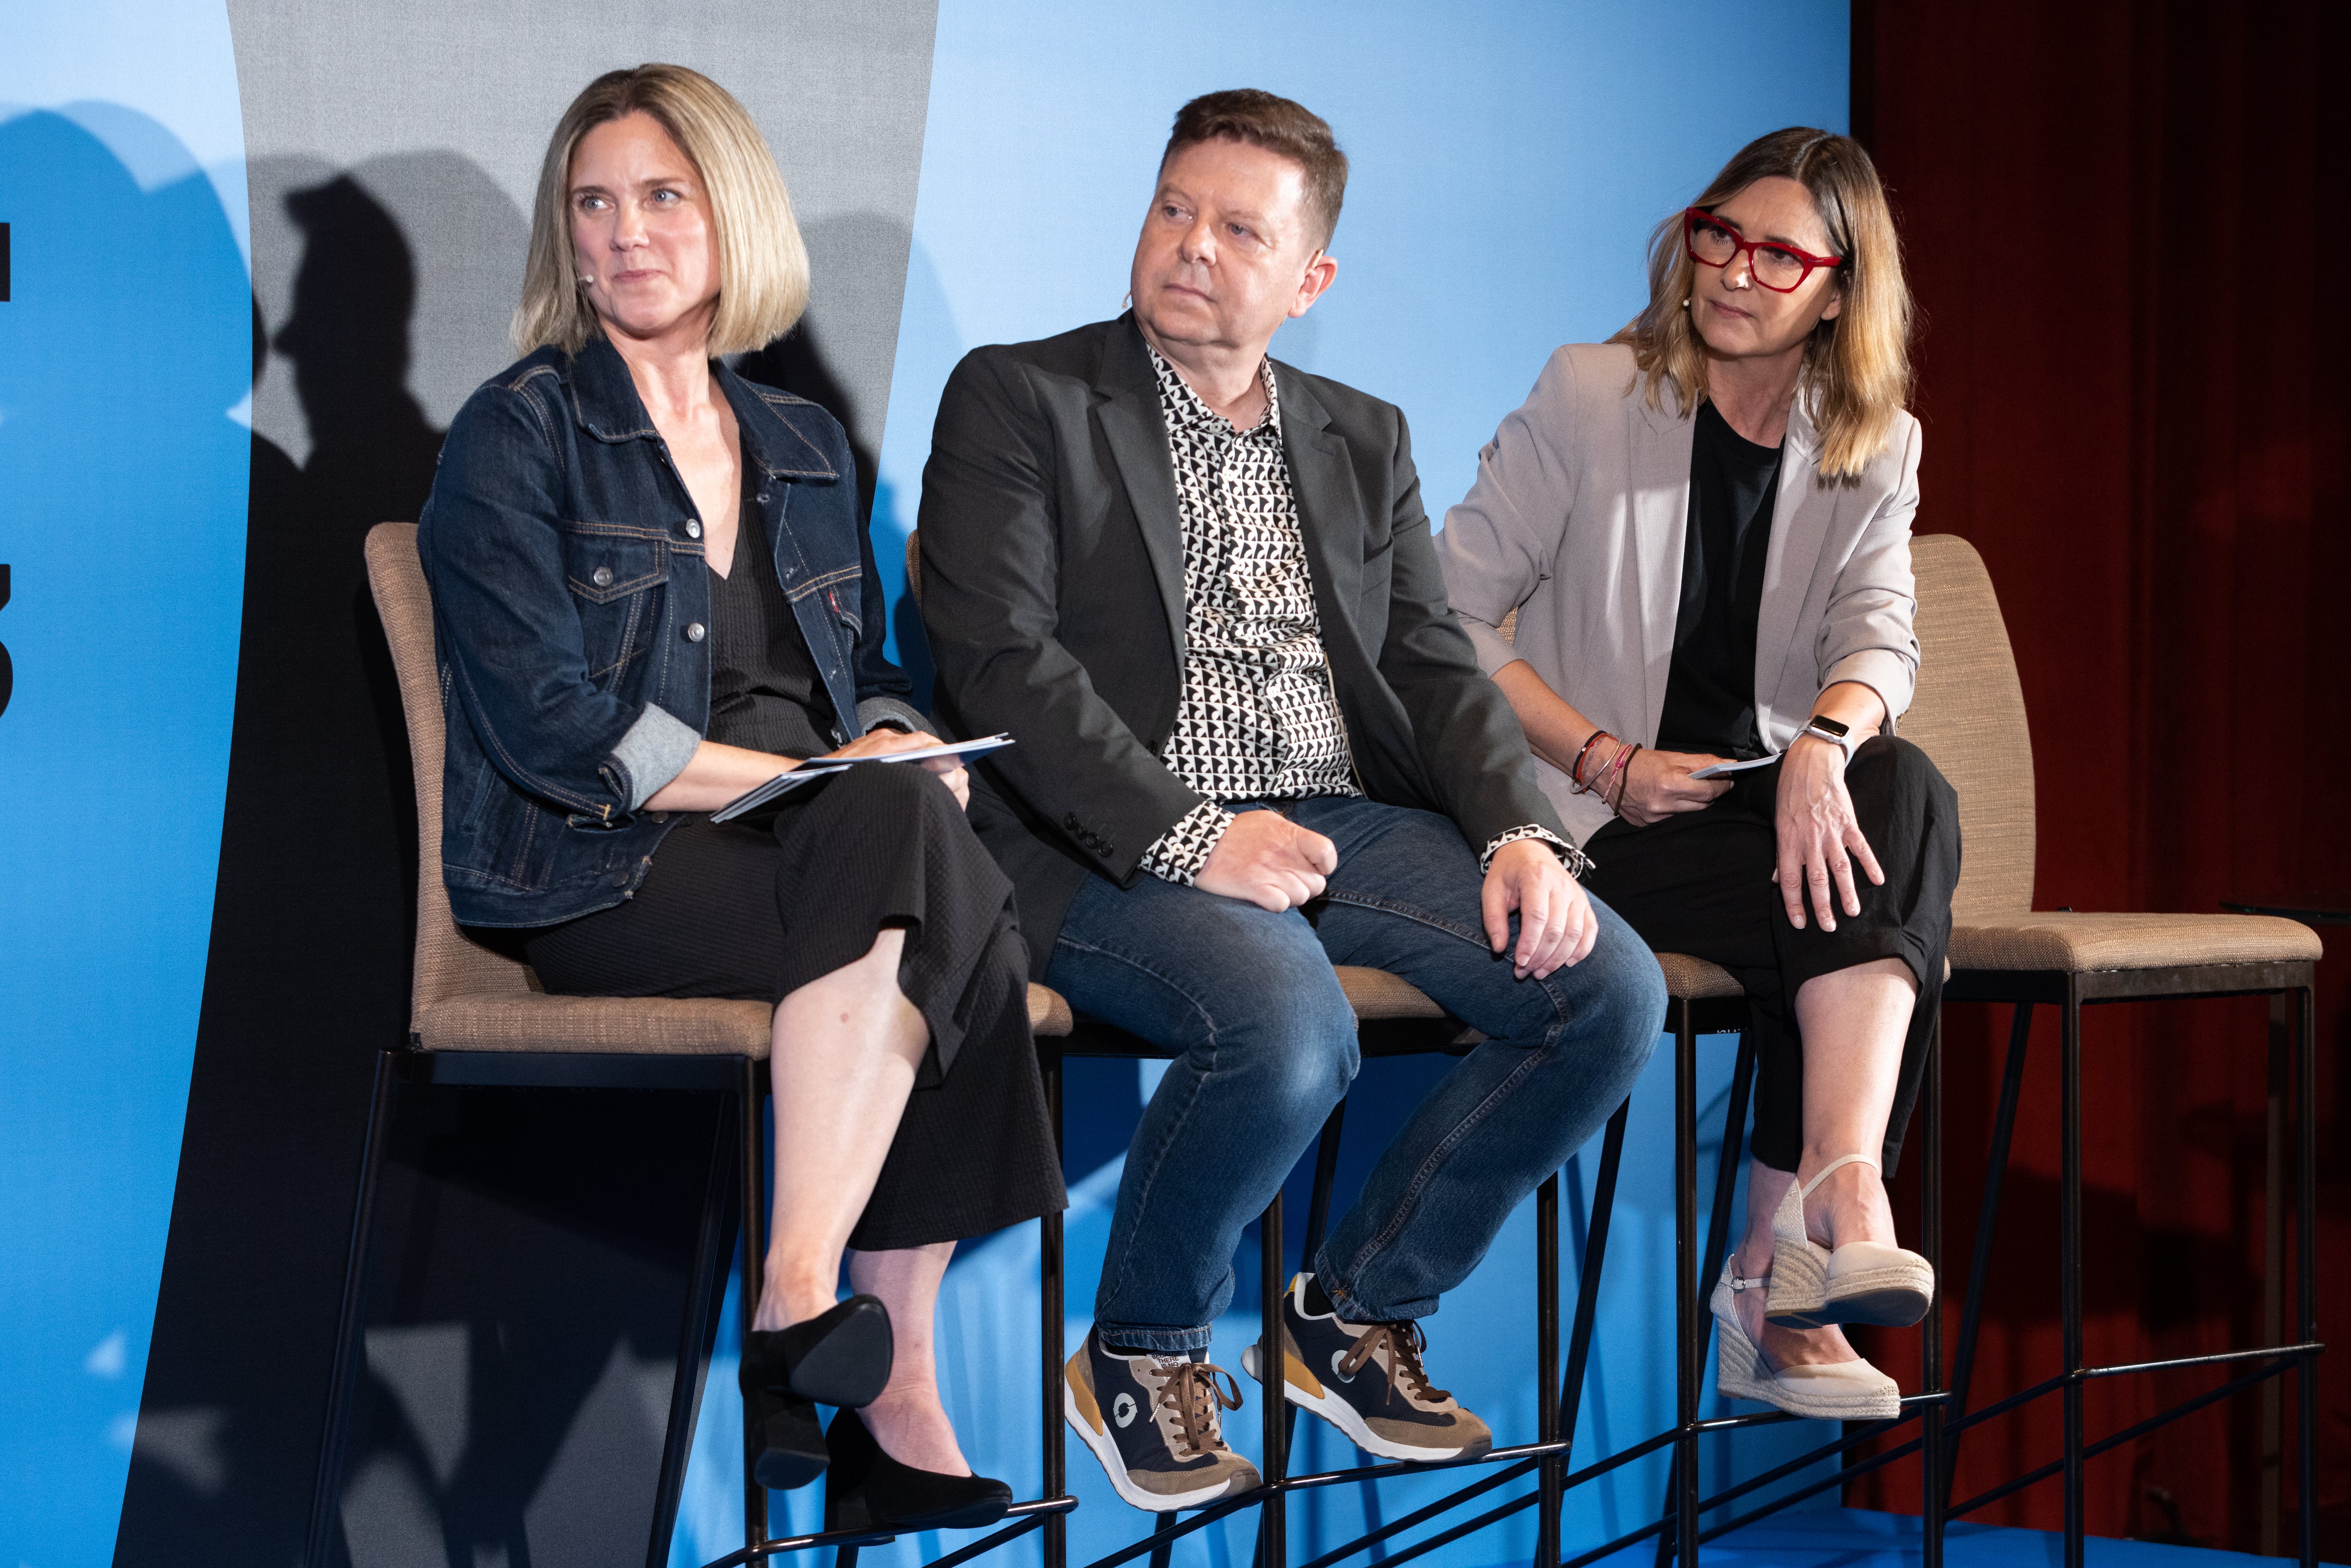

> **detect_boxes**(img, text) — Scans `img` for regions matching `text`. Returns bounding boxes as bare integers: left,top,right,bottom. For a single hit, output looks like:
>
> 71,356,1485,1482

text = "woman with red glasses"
1436,127,1955,1420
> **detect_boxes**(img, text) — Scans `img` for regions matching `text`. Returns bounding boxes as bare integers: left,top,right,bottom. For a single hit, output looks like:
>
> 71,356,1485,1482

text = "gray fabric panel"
229,0,936,469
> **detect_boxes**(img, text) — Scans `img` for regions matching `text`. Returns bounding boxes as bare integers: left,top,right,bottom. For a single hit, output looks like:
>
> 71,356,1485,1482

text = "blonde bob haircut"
513,63,810,358
1611,127,1912,483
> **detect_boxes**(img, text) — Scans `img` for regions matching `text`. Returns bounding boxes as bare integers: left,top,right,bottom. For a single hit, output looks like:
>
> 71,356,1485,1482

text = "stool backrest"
363,522,541,1035
1904,533,2035,920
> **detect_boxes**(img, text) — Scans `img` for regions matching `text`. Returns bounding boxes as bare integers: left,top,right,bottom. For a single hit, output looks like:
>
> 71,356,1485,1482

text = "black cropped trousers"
1582,735,1959,1176
518,763,1066,1251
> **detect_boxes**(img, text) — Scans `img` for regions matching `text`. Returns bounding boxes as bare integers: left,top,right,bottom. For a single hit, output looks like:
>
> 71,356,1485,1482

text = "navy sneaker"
1243,1274,1492,1462
1064,1325,1261,1511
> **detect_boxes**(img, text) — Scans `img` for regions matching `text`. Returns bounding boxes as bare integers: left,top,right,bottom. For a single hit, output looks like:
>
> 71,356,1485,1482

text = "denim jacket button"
684,622,706,643
684,520,702,539
591,566,614,588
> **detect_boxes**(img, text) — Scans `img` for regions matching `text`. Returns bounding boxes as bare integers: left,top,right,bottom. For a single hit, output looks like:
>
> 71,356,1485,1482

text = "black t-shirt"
705,496,839,761
1654,400,1784,759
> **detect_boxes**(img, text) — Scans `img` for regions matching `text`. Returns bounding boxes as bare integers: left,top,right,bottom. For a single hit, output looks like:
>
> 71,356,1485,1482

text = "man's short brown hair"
1161,89,1348,251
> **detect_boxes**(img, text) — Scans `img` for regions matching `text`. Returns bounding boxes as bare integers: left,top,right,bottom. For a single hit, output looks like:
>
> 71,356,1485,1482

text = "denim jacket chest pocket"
563,521,673,685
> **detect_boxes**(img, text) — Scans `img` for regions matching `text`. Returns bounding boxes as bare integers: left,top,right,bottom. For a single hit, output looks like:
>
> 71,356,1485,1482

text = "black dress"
1581,403,1959,1177
522,508,1066,1249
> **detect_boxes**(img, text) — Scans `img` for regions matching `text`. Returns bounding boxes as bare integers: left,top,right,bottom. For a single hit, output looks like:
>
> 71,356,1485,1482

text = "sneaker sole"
1241,1344,1486,1464
1063,1378,1251,1512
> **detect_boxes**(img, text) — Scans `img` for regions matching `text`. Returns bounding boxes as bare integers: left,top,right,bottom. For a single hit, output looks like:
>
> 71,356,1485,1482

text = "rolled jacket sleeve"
857,695,929,735
1815,415,1924,724
419,383,683,824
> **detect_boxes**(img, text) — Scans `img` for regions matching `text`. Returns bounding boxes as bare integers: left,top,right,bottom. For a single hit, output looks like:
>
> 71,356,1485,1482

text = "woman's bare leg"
1731,955,1918,1370
849,1242,970,1474
754,927,928,1332
1792,956,1916,1249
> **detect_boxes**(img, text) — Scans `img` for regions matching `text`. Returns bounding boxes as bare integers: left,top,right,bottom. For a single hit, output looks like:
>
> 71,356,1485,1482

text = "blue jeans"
1045,796,1666,1352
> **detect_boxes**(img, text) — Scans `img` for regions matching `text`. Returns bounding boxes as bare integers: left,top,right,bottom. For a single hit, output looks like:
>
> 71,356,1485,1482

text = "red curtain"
1845,0,2349,1552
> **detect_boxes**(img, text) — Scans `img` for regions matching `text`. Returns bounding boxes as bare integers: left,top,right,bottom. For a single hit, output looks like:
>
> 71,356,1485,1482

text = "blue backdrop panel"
674,4,1849,1566
0,4,250,1562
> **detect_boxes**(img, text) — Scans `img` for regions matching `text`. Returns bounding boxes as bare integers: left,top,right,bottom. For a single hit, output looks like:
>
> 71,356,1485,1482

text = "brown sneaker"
1064,1326,1262,1511
1243,1274,1492,1462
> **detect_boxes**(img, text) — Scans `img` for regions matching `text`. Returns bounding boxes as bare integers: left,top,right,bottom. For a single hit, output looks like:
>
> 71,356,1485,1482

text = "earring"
1680,297,1690,308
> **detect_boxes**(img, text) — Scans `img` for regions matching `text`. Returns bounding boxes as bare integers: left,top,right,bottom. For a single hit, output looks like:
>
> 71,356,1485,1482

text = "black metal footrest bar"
2080,1339,2323,1381
1941,1339,2324,1449
703,1495,1077,1568
1074,1439,1583,1568
1949,1355,2311,1521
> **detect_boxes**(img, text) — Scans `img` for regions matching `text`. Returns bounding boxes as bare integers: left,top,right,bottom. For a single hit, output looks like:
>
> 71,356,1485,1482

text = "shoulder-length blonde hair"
513,63,810,358
1611,127,1911,482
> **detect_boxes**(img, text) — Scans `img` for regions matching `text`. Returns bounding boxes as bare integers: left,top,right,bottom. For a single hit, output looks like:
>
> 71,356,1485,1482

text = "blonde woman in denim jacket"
419,65,1061,1530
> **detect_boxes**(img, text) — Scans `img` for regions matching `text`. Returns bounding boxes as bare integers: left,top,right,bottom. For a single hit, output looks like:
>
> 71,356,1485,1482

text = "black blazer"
917,314,1565,975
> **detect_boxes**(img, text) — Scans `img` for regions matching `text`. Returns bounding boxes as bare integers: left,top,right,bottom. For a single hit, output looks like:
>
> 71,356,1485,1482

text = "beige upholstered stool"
320,525,1079,1568
1899,535,2324,1568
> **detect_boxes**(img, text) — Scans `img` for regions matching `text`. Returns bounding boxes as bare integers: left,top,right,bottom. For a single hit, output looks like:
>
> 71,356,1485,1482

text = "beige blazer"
1435,341,1923,847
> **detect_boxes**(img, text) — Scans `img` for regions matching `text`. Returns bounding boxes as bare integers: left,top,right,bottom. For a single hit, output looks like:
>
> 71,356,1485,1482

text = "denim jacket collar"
565,333,840,482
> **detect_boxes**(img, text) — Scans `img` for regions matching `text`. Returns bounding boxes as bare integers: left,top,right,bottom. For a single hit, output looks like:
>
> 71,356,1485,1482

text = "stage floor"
1595,1506,2332,1566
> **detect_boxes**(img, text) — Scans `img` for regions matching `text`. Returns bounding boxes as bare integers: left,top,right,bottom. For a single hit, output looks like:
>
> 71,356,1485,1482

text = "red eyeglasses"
1682,207,1844,292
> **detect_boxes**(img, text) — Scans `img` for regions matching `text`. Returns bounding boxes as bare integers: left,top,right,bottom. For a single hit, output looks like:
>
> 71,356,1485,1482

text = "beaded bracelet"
1600,741,1639,812
1585,738,1628,799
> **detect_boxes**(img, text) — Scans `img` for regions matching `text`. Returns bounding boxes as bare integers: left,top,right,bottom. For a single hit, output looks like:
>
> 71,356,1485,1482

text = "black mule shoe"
743,1294,895,1410
823,1406,1013,1533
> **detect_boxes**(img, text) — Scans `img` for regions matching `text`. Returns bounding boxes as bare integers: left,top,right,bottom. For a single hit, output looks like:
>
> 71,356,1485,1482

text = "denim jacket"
418,335,923,928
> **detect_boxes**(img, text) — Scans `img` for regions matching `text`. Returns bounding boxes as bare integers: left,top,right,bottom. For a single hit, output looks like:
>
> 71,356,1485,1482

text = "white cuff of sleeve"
1136,801,1236,886
1480,823,1594,881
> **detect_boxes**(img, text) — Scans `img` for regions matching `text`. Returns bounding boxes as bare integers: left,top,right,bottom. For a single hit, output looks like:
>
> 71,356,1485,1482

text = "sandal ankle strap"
1798,1153,1880,1202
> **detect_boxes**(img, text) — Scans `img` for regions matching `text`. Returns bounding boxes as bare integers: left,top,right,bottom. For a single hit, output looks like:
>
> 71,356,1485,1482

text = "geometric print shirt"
1135,345,1583,885
1136,346,1360,883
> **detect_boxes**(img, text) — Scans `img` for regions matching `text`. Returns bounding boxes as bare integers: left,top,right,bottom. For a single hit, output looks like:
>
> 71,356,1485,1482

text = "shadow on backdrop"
121,157,733,1568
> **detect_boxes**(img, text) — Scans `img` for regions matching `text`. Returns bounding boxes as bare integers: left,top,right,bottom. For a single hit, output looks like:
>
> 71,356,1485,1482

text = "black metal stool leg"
1674,1005,1701,1567
1044,1048,1068,1568
1282,1103,1349,1459
1943,1003,2031,1510
304,1049,398,1568
1260,1191,1287,1568
1560,1100,1631,1449
2060,983,2084,1568
1921,1010,1944,1568
1537,1171,1562,1568
742,1057,770,1557
1147,1512,1179,1568
2296,982,2318,1568
1654,1028,1753,1568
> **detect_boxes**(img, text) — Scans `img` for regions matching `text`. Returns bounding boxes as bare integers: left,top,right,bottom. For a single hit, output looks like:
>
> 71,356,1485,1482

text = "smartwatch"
1801,713,1856,764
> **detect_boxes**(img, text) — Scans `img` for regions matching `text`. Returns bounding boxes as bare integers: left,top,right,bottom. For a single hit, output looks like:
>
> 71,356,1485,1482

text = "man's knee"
1575,901,1671,1046
1208,957,1359,1105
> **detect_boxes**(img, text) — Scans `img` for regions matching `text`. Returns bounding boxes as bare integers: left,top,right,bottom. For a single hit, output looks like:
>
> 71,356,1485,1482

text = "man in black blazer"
919,90,1664,1511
